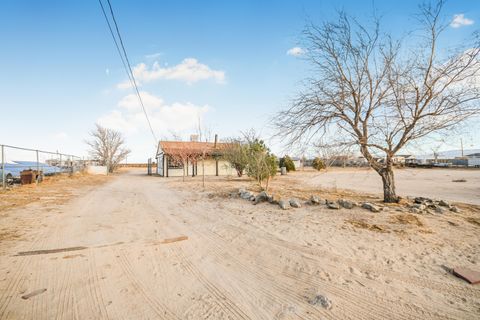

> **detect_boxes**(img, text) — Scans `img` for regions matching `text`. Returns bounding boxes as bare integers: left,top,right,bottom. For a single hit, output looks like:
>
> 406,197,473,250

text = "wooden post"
1,145,5,190
36,150,39,185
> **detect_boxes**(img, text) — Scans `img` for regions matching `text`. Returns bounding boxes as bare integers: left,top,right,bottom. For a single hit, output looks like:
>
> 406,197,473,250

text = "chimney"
190,134,199,142
214,134,218,148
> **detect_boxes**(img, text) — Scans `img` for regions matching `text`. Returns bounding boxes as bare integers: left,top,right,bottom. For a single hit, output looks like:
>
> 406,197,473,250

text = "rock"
338,199,354,209
254,191,269,204
450,205,461,213
411,208,423,214
435,206,447,214
278,200,289,210
412,203,426,211
267,194,276,204
240,190,252,200
362,202,381,212
289,198,302,208
414,197,432,204
439,200,450,207
326,201,340,210
309,195,324,205
249,195,255,202
238,188,246,195
307,294,332,310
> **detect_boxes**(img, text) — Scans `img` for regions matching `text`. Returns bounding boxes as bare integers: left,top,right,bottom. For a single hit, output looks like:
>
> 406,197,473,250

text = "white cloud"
145,52,162,59
287,47,305,56
117,58,225,88
97,91,210,136
450,14,474,28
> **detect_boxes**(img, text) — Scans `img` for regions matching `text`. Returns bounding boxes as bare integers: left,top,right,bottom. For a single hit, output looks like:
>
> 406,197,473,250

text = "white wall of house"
196,159,234,176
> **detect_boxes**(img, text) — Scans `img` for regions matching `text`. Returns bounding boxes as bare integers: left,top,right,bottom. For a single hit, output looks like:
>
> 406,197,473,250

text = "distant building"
467,153,480,167
155,136,234,177
291,157,303,170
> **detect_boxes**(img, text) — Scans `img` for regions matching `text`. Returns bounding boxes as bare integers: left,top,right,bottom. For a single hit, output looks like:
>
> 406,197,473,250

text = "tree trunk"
379,166,398,203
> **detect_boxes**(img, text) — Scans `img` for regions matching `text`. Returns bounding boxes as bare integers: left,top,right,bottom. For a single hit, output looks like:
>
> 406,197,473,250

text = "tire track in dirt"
176,195,476,319
218,222,476,319
115,248,181,320
170,247,252,320
86,249,110,319
0,228,50,319
174,246,312,320
206,222,458,320
166,201,422,320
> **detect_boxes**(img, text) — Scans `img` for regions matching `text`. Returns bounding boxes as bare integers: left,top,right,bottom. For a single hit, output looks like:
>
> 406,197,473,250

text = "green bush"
245,138,277,191
279,155,296,172
312,157,326,170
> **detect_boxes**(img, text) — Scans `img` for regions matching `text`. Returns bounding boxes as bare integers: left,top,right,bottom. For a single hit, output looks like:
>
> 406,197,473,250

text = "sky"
0,0,479,162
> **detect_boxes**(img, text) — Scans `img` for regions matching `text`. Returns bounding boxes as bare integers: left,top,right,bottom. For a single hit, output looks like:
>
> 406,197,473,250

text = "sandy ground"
0,169,479,319
300,167,480,205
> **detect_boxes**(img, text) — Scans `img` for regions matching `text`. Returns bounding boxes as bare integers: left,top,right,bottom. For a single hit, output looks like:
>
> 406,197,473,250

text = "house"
393,154,415,166
155,136,234,177
467,153,480,167
291,157,303,170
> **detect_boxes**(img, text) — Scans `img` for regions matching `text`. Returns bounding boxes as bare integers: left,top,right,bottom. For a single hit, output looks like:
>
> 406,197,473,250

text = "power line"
98,0,158,145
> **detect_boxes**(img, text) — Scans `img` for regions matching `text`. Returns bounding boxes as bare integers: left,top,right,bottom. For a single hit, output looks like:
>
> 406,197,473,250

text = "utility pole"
461,138,464,157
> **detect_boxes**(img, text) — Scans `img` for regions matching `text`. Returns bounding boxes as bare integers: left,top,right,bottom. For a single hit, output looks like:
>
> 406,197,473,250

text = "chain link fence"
1,144,84,190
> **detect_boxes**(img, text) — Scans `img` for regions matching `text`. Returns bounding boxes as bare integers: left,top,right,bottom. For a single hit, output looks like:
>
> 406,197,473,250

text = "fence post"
1,145,5,190
36,150,39,185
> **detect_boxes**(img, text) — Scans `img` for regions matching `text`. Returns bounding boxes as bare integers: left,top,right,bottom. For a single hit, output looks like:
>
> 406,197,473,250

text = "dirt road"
0,170,478,319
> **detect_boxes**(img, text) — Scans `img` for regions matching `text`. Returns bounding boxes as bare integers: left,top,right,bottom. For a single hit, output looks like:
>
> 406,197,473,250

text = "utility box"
20,170,43,184
20,170,34,184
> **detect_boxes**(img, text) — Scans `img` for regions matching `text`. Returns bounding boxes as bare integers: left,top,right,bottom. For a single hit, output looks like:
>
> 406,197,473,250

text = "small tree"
222,139,249,177
245,137,277,191
312,157,326,171
279,155,296,172
86,124,130,173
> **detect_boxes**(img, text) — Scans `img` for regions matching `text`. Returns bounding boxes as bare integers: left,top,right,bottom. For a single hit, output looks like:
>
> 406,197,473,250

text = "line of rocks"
236,189,383,212
409,197,460,215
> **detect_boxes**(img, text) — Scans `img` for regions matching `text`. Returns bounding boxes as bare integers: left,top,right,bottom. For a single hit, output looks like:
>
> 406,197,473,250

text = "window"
167,156,183,169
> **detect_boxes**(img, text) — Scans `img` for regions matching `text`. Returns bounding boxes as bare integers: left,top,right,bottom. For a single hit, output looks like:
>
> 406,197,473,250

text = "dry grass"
345,219,390,233
167,173,382,205
0,172,110,213
465,217,480,227
389,214,424,227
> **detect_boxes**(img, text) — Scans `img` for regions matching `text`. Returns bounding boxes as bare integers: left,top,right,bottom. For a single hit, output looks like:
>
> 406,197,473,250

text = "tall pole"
1,145,5,190
461,138,464,157
36,150,39,184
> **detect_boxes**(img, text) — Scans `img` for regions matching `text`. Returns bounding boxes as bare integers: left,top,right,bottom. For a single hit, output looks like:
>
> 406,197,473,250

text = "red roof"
158,141,229,157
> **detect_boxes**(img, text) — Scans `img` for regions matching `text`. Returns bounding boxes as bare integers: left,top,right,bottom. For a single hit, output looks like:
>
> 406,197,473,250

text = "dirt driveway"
0,170,478,319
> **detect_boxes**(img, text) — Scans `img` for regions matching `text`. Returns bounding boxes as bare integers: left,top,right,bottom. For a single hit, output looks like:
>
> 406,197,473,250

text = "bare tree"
165,144,199,182
275,1,480,202
86,124,131,173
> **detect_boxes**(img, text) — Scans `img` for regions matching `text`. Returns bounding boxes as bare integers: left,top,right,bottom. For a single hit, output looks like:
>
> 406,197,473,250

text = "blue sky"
1,0,479,162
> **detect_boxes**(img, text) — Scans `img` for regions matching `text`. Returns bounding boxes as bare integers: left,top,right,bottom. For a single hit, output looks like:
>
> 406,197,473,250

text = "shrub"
279,155,296,172
222,140,249,177
245,138,277,191
312,157,326,171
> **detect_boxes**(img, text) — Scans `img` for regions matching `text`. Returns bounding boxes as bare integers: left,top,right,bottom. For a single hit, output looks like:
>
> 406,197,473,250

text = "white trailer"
468,157,480,168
